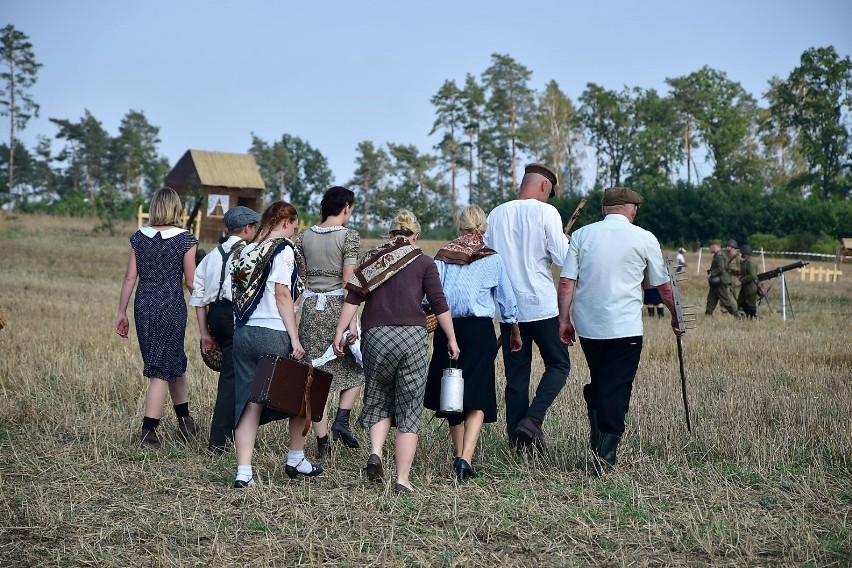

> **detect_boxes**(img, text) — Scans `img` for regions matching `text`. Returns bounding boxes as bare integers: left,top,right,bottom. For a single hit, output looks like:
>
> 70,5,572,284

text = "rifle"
666,257,696,432
563,198,587,239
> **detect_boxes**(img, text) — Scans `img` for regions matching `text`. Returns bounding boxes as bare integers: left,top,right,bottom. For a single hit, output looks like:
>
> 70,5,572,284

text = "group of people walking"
115,162,686,490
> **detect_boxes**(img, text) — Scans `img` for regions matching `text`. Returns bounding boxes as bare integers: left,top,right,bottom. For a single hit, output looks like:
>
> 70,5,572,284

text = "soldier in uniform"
737,244,759,318
705,239,741,318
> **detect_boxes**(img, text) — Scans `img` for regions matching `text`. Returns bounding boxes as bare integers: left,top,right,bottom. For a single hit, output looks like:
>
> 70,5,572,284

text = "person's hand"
671,317,685,338
291,340,305,361
509,325,523,352
115,313,129,338
333,330,347,357
559,320,576,346
447,339,460,360
346,319,358,345
200,334,217,353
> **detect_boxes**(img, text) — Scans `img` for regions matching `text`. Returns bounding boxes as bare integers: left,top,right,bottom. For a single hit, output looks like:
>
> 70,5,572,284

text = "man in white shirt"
191,205,259,454
484,163,571,452
558,187,682,474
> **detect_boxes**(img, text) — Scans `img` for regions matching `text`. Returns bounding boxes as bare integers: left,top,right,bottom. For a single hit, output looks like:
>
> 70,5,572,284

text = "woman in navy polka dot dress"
115,187,200,449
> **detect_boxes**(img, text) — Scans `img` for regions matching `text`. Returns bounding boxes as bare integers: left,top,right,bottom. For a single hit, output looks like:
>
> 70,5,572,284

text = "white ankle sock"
287,450,313,473
236,464,253,482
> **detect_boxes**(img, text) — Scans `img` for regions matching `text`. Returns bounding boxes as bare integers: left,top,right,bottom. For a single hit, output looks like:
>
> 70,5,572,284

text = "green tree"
0,25,42,205
528,80,584,196
758,82,807,193
429,79,466,220
249,133,332,211
372,143,448,229
50,110,110,198
348,140,390,233
108,110,165,196
629,88,684,186
578,83,636,188
482,54,534,198
666,66,760,184
768,46,852,200
459,73,485,205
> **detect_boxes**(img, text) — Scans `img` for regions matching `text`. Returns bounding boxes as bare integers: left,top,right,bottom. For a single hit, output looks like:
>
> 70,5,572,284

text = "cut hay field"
0,214,850,567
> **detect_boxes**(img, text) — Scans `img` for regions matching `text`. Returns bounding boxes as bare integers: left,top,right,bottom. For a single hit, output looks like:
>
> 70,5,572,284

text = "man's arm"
656,281,684,337
557,277,577,346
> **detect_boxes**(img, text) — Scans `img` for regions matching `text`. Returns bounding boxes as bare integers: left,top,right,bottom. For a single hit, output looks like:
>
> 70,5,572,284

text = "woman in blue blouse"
423,205,522,482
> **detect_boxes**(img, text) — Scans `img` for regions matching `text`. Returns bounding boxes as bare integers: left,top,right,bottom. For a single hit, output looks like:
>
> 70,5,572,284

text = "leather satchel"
249,354,333,436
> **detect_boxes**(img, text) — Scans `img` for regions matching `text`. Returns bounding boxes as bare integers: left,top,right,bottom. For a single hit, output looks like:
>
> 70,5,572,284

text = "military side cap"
710,239,722,246
224,206,261,230
602,187,644,206
726,239,738,248
525,163,558,198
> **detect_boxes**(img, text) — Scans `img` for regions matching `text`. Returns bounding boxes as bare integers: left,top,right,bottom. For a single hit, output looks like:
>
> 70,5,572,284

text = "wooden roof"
166,150,265,190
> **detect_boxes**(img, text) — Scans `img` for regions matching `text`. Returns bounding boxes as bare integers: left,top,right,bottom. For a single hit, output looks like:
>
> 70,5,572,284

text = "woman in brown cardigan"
333,210,460,493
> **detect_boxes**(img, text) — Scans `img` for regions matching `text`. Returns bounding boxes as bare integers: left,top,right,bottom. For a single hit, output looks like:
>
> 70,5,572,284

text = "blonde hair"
388,209,420,237
457,205,487,235
148,187,183,227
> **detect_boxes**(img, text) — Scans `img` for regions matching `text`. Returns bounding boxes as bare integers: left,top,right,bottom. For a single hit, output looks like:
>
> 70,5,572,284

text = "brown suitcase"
249,354,333,436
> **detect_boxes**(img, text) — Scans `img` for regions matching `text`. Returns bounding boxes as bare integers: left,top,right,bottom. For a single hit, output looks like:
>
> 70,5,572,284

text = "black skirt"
423,317,499,423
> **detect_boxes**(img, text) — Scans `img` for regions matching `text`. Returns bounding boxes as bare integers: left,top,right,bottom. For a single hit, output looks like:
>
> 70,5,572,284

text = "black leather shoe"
285,458,324,478
516,416,546,453
454,458,477,482
316,434,329,460
233,478,255,488
365,453,383,482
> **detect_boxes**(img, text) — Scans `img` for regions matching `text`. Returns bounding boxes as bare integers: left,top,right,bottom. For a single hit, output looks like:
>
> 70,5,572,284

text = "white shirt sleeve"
268,246,295,287
544,207,570,268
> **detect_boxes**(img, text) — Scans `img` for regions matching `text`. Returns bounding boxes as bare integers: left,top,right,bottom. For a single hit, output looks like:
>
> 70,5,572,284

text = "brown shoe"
140,428,161,449
364,453,383,483
516,416,547,453
395,482,414,494
177,416,200,441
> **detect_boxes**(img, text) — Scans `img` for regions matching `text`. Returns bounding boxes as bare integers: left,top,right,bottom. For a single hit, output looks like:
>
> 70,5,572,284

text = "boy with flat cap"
484,163,571,453
558,187,683,474
191,205,260,453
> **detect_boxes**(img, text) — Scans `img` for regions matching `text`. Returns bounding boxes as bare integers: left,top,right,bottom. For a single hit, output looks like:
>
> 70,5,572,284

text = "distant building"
165,150,265,242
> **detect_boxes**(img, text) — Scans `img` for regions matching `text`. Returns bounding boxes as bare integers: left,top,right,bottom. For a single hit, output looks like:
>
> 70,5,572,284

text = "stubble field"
0,214,850,567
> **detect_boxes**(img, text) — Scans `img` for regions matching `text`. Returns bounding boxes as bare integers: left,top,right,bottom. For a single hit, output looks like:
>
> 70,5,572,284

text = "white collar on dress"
311,225,346,233
140,226,187,239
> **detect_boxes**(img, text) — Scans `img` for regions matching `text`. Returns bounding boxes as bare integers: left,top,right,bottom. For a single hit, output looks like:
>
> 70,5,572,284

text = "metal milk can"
439,364,464,414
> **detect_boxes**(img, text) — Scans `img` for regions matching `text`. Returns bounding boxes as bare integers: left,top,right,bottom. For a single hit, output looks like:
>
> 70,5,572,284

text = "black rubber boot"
331,408,359,448
583,384,598,451
593,431,621,476
316,434,329,460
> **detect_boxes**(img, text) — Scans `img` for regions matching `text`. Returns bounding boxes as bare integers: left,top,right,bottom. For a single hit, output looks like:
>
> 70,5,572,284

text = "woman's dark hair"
320,186,355,222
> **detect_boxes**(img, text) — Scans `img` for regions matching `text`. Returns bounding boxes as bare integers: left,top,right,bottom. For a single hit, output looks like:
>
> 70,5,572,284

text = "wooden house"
164,150,265,242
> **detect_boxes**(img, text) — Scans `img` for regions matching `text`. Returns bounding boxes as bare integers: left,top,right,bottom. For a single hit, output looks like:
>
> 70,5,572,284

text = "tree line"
2,24,850,248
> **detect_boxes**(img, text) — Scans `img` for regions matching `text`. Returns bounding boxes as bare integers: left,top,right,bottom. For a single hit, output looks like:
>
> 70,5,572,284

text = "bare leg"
395,432,418,489
144,378,170,419
339,385,361,410
313,405,330,438
167,374,189,405
369,417,393,458
459,410,485,464
288,415,307,451
234,402,262,466
449,423,464,458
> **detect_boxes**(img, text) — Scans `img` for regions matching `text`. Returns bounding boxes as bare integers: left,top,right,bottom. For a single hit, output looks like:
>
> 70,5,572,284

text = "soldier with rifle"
705,239,741,318
737,244,759,318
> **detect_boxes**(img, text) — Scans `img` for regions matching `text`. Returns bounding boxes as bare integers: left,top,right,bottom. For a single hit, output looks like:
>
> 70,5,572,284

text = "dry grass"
0,213,850,567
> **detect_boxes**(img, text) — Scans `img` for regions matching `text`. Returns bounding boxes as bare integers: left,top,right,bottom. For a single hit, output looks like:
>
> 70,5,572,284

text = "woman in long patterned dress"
115,187,200,449
423,205,521,481
295,186,364,458
230,201,323,488
333,210,460,493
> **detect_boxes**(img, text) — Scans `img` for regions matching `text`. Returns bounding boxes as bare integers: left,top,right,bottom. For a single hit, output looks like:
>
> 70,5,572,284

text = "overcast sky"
6,0,852,199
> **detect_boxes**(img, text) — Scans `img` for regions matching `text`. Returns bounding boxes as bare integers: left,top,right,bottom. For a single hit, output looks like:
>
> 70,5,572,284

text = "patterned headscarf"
345,236,422,298
433,233,496,265
232,237,302,326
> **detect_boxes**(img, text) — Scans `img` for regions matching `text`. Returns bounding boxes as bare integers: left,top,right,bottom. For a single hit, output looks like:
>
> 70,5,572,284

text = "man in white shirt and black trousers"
484,163,571,453
558,187,683,474
191,205,259,454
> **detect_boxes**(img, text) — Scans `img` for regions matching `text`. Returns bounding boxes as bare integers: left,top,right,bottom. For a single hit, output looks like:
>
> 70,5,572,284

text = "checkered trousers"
357,325,430,433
